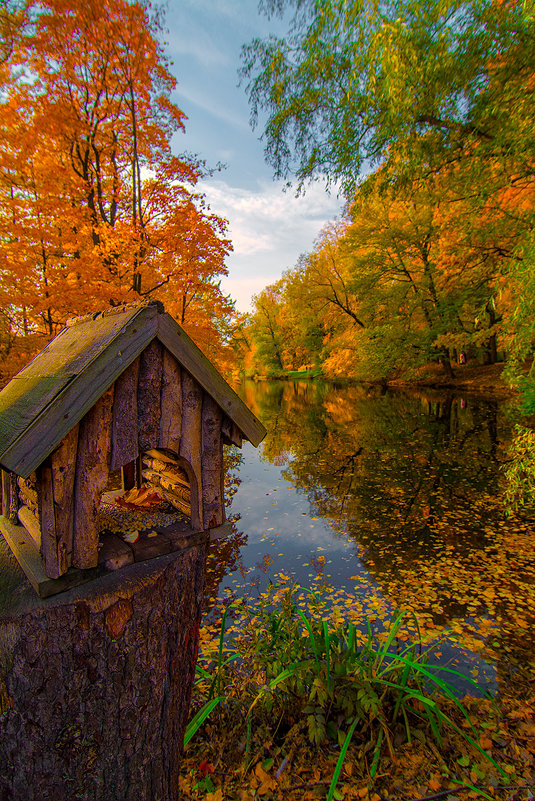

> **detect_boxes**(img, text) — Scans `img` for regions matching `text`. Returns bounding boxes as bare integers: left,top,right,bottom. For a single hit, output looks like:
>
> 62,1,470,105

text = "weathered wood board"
138,340,163,453
179,371,203,530
159,349,182,453
201,394,224,528
50,423,79,574
73,388,114,569
38,464,57,578
111,357,140,471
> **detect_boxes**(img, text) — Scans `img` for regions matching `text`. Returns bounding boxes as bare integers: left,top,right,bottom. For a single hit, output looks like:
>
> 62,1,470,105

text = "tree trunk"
439,350,454,379
0,541,208,801
484,302,499,365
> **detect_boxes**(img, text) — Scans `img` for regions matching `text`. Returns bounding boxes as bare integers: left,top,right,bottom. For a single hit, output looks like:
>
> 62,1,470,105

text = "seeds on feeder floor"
98,502,185,537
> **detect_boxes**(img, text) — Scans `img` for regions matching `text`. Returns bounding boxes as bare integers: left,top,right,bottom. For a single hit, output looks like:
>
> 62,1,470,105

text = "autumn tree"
249,283,287,374
247,159,523,381
0,0,233,368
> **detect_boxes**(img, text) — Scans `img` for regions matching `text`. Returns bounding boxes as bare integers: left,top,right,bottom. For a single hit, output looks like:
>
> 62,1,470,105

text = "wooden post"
179,371,203,530
2,469,19,523
0,542,208,801
138,340,163,453
201,394,224,528
50,424,79,574
72,387,114,569
159,349,182,454
110,357,140,471
37,463,58,578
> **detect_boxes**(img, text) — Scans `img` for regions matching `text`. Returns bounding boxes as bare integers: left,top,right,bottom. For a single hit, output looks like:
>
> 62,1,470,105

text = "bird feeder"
0,301,265,596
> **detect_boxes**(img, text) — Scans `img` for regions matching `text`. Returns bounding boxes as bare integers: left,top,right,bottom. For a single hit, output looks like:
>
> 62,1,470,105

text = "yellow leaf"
204,789,223,801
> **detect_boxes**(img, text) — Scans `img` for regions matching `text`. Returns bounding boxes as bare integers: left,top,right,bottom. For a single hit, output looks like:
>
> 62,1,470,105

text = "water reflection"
209,380,535,697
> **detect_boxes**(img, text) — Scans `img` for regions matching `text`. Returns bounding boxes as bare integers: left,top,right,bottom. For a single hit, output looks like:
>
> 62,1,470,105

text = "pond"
207,379,535,699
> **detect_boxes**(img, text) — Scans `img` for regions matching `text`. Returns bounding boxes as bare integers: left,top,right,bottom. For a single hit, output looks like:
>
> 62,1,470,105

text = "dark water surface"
207,380,535,695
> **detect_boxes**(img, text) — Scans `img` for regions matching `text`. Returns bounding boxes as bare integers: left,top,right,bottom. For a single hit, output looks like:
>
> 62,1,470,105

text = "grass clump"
181,578,520,800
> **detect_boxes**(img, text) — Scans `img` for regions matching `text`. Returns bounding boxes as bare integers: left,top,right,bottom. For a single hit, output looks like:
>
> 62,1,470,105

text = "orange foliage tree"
0,0,233,376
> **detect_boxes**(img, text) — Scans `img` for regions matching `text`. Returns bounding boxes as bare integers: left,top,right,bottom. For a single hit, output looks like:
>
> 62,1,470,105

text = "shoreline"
385,362,518,398
251,362,521,399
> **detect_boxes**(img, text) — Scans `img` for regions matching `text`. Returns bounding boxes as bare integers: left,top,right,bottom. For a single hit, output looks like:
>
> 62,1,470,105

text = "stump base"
0,538,208,801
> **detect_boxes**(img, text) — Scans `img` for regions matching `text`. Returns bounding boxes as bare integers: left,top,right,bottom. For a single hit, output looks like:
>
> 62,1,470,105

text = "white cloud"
198,178,344,311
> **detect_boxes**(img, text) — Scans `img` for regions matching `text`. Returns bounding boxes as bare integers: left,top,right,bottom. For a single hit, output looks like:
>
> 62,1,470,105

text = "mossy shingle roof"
0,302,265,478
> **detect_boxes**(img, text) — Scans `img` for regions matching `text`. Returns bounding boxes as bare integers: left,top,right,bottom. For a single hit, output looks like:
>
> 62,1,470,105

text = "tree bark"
0,541,208,801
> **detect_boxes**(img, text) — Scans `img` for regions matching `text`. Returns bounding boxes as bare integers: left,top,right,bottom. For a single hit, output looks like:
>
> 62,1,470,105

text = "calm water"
207,380,535,695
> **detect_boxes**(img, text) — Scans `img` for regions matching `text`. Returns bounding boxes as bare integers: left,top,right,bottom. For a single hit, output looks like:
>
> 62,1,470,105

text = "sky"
164,0,344,312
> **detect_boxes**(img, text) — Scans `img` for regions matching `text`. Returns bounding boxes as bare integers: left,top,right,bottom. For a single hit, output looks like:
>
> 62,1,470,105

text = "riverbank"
252,363,521,398
182,577,535,801
387,362,519,397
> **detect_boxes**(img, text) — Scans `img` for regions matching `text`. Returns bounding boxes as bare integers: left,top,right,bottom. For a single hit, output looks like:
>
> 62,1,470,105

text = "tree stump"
0,535,208,801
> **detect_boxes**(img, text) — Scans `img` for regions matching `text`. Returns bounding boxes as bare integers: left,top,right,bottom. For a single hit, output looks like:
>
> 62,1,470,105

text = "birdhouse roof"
0,302,266,478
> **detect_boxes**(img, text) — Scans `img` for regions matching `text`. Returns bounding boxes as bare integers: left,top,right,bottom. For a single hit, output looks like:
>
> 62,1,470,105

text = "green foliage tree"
242,0,535,196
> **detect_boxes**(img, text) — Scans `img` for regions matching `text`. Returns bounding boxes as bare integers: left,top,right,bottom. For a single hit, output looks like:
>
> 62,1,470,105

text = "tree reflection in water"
210,380,535,700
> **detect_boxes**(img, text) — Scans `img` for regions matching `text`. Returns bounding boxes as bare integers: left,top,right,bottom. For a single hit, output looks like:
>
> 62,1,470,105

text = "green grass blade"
297,609,320,665
184,697,222,746
423,704,443,746
401,704,412,744
323,621,331,683
434,707,507,777
452,779,494,800
209,602,235,700
375,609,406,670
425,663,495,696
348,623,356,654
326,717,359,801
370,726,384,779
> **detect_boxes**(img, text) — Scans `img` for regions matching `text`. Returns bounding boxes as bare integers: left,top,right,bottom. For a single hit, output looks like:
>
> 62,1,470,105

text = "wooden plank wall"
19,342,238,580
201,395,224,528
72,388,114,570
2,469,19,523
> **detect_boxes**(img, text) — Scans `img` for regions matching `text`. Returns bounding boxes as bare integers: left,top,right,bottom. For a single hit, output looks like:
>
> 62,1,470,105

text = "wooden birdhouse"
0,301,266,597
